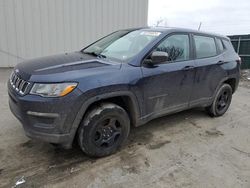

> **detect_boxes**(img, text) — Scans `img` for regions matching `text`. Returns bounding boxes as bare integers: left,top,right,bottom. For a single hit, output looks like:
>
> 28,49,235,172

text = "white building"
0,0,148,67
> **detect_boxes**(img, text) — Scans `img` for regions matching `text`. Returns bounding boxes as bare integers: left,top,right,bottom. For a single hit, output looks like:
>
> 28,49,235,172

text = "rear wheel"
78,103,130,157
206,83,232,117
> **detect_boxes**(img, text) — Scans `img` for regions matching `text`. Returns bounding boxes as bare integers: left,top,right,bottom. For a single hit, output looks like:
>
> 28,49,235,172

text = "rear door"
141,33,196,116
190,35,227,106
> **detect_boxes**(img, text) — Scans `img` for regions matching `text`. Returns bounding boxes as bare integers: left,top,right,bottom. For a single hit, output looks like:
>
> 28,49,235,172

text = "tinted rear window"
194,35,217,58
222,39,236,53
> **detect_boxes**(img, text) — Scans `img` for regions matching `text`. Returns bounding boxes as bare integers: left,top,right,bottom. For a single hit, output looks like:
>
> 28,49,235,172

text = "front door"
141,34,195,117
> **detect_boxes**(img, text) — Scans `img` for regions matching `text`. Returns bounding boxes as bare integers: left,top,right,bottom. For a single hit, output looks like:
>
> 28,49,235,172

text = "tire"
77,103,130,157
206,83,232,117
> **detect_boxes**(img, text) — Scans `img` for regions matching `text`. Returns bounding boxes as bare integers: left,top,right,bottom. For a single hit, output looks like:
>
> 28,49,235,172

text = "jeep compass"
8,27,240,157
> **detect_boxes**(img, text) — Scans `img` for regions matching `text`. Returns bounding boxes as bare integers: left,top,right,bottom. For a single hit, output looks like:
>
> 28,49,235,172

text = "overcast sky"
148,0,250,35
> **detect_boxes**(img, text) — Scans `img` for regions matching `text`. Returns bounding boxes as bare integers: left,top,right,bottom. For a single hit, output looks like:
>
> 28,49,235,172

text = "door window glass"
194,35,217,58
216,38,224,53
155,34,190,61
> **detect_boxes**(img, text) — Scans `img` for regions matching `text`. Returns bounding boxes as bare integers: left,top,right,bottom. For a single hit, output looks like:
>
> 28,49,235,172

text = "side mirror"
150,51,169,64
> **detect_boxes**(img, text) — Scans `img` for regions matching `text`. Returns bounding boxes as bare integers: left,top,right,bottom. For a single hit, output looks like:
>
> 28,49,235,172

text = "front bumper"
8,81,83,148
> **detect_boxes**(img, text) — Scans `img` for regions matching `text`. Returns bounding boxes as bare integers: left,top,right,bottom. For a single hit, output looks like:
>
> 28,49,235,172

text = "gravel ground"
240,69,250,89
0,68,250,188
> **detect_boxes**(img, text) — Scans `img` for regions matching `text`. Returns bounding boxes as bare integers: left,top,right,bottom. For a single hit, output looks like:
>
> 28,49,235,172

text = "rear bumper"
8,81,83,148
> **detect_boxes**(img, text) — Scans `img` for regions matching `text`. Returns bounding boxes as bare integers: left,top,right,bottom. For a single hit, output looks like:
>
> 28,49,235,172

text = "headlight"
30,82,77,97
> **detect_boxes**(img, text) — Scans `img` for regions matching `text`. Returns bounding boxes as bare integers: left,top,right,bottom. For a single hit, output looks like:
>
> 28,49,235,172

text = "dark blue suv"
8,27,241,157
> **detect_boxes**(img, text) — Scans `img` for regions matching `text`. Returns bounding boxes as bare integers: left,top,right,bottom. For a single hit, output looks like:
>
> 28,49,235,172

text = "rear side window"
194,35,217,58
155,34,190,61
216,38,224,53
222,39,236,53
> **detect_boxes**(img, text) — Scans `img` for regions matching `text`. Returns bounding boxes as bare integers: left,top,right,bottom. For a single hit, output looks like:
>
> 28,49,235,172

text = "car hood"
15,52,121,81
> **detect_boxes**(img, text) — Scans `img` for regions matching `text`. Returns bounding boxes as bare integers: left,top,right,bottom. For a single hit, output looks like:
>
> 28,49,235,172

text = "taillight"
237,56,242,65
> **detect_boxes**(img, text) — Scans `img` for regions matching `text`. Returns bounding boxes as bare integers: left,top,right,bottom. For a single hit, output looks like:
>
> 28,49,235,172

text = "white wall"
0,0,148,67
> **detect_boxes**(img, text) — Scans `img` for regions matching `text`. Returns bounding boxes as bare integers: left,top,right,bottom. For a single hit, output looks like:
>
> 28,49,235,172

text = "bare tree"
154,18,168,27
156,19,164,26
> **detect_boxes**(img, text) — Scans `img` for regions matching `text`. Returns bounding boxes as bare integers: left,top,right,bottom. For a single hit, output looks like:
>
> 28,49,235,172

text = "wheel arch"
214,77,237,97
68,91,140,146
223,78,237,93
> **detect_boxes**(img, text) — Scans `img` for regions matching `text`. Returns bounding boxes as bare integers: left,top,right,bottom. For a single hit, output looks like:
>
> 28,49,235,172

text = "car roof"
125,27,229,40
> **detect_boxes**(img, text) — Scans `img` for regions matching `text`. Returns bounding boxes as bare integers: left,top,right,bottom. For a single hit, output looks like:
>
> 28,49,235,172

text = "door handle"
217,61,225,65
182,66,195,70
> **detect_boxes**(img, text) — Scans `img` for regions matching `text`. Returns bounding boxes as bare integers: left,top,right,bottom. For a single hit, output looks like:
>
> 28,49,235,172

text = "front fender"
67,90,140,147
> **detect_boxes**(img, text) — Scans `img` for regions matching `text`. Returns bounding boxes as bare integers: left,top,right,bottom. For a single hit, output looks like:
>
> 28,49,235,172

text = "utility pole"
198,22,202,30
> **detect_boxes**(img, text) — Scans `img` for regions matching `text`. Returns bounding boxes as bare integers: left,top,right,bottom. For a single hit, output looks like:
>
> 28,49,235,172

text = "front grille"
10,72,30,95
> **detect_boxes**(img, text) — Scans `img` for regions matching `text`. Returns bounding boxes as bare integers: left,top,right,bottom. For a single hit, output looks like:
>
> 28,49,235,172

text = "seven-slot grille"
10,72,30,95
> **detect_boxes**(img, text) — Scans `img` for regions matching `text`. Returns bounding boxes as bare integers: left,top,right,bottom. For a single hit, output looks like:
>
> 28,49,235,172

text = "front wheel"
77,103,130,157
206,83,232,117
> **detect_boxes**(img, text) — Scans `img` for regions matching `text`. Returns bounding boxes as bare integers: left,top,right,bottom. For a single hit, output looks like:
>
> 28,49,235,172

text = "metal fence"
229,35,250,69
0,0,148,67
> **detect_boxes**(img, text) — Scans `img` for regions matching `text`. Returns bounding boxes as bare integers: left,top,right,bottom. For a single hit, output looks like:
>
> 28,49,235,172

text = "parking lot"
0,68,250,188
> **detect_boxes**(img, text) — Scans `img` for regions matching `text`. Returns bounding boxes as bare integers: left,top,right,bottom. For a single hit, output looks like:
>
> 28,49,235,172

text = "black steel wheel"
206,83,232,117
93,116,123,148
78,103,130,157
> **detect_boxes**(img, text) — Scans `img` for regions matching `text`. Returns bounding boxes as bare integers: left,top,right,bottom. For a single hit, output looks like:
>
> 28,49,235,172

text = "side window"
194,35,217,58
216,38,224,53
155,34,190,61
222,39,236,53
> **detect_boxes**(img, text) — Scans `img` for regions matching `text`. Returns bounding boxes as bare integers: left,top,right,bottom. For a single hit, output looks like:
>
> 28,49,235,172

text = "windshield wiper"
83,51,106,59
97,53,106,59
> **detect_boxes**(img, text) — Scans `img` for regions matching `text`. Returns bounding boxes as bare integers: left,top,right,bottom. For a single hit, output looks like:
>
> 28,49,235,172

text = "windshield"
82,30,161,62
